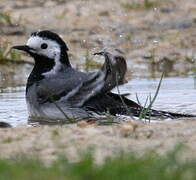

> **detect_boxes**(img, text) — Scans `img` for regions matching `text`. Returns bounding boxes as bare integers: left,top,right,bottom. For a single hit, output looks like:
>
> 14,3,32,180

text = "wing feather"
64,50,127,107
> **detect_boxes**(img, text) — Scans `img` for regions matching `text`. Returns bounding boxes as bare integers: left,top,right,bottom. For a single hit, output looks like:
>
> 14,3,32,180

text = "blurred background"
0,0,195,125
0,0,195,86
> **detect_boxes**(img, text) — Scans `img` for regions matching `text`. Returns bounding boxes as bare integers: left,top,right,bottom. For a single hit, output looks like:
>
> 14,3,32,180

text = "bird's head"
12,30,70,66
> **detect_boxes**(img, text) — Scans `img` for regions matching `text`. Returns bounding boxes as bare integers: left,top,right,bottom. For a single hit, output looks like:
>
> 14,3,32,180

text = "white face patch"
27,36,63,76
26,36,61,59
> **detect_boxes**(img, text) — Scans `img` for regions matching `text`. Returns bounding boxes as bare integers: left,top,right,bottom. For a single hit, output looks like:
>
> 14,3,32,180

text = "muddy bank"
0,119,196,162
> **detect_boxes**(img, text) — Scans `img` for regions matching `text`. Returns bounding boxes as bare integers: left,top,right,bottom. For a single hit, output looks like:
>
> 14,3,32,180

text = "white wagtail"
12,30,195,121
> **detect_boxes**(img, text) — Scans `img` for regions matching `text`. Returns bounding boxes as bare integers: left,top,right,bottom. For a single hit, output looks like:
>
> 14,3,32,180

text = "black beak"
12,45,33,52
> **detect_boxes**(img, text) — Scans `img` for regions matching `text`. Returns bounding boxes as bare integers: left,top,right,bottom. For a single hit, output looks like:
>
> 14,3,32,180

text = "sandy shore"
0,119,196,162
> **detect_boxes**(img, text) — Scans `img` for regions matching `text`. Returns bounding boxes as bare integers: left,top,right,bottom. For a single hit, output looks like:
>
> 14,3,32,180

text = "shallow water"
0,87,27,126
114,77,196,115
0,77,195,126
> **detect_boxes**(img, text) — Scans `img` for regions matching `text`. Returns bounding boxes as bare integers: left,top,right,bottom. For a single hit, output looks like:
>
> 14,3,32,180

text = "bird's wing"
95,51,127,92
62,50,127,107
35,69,88,104
35,51,127,106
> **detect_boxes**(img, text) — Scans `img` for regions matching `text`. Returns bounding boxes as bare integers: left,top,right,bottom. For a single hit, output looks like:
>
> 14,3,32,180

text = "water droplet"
153,40,159,44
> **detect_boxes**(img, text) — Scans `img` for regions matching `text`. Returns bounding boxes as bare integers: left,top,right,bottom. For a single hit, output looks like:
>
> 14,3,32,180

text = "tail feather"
108,93,196,119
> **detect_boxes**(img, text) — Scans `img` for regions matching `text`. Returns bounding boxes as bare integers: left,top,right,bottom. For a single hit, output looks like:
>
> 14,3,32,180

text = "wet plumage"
12,30,196,121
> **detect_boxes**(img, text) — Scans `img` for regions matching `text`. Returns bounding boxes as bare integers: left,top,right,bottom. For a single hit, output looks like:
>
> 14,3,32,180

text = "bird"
12,30,195,122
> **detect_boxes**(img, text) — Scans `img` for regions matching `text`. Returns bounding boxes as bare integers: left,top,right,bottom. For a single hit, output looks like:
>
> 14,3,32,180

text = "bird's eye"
41,43,48,49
